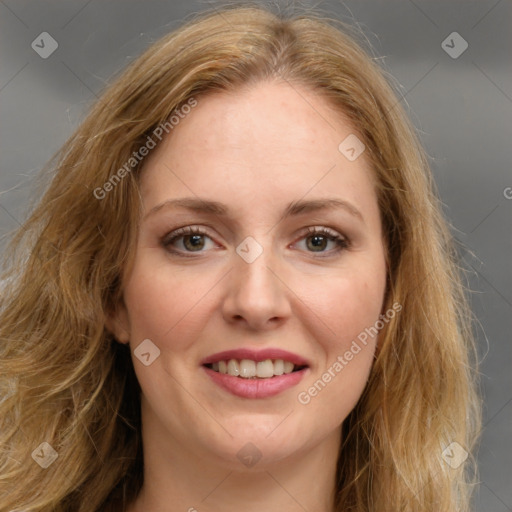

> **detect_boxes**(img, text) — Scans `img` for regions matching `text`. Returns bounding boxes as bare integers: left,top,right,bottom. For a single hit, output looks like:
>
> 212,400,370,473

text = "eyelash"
161,225,350,258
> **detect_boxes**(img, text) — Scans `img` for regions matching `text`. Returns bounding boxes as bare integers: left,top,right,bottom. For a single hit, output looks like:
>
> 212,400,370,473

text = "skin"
108,80,388,512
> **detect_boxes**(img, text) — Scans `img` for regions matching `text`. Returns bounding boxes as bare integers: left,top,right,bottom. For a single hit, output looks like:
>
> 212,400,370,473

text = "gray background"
0,0,510,510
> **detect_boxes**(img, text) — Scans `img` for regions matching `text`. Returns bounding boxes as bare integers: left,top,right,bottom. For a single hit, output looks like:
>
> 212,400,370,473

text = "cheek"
295,260,386,416
122,252,218,349
299,265,386,352
295,275,384,421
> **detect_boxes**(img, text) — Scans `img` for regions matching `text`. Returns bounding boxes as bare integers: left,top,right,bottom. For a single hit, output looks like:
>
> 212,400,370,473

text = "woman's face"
109,80,387,469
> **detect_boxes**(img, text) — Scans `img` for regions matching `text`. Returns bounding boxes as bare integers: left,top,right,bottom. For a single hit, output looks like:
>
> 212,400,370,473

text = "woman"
0,4,481,511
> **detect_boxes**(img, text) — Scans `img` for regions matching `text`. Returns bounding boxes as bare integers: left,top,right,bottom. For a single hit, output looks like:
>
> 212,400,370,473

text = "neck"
128,407,341,512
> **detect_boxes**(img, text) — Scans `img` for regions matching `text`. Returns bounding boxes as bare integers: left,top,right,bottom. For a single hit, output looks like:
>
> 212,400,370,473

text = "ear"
105,299,131,344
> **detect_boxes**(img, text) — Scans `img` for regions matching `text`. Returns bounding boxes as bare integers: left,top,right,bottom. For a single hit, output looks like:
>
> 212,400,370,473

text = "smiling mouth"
204,359,307,379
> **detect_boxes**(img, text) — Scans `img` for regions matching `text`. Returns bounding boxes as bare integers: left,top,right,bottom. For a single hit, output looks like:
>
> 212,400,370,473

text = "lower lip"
203,366,308,399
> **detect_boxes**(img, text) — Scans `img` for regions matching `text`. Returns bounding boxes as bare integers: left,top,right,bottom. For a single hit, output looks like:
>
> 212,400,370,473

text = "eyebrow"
144,197,364,222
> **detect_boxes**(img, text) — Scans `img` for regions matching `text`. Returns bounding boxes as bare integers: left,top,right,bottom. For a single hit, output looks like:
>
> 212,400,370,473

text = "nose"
221,242,292,331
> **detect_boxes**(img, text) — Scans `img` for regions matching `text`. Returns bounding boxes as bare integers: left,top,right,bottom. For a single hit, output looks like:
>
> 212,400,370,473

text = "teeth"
256,359,274,378
239,359,256,378
209,358,303,379
273,359,284,376
283,361,294,374
227,359,240,376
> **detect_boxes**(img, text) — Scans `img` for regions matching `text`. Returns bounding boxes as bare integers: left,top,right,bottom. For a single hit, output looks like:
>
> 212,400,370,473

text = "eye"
162,226,218,256
293,226,349,256
162,225,349,258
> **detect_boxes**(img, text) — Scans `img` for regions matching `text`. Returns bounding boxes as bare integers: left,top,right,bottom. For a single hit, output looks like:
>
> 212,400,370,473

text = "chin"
204,418,309,469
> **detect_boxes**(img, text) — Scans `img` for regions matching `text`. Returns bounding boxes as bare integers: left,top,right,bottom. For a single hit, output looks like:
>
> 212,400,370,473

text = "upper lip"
201,348,309,367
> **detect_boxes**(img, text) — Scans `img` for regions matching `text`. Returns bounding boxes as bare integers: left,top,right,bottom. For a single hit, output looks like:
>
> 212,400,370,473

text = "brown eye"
182,234,206,251
306,233,329,252
296,227,349,255
162,226,216,256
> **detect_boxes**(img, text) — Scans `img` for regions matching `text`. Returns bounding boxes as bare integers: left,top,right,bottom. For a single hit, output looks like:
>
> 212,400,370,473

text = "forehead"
140,81,379,220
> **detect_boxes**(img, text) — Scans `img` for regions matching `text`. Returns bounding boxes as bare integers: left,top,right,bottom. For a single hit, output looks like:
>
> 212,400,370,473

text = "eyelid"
299,225,344,240
162,225,211,239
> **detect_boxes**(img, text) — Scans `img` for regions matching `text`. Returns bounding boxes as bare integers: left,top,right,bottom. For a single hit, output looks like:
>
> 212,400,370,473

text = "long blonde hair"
0,4,481,511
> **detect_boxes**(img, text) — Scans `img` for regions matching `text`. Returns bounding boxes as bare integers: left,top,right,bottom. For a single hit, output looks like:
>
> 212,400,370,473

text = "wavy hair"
0,3,481,511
